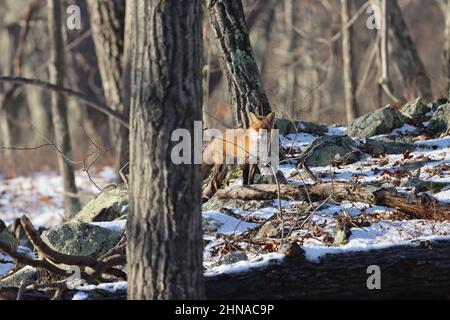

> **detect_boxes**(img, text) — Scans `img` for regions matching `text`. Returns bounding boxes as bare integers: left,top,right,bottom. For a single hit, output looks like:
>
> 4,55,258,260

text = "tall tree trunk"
206,0,272,128
47,0,80,217
341,0,358,124
126,0,204,300
87,0,129,175
283,0,300,118
443,0,450,96
387,0,432,101
252,0,279,79
65,0,106,149
0,25,18,171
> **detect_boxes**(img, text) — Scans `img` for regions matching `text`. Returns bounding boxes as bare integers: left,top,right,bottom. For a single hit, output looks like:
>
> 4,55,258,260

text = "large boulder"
427,104,450,135
41,222,122,259
72,185,128,223
400,97,430,119
275,119,328,136
363,136,415,155
428,98,448,112
0,219,16,251
300,135,360,167
347,106,407,139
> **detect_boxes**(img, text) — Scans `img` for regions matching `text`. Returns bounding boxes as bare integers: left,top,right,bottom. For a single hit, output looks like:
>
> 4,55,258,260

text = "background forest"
1,0,448,175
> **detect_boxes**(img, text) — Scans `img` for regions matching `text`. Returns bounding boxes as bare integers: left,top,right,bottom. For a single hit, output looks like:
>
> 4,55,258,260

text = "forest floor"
1,122,450,298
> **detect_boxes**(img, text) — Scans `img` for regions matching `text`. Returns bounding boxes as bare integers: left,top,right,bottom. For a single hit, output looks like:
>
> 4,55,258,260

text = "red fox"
202,112,276,199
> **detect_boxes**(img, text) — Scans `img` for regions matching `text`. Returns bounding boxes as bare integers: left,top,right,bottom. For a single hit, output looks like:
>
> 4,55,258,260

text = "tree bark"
126,0,204,300
87,0,129,175
282,0,300,118
206,0,272,128
47,0,80,217
213,182,450,220
443,0,450,96
341,0,358,124
387,0,432,101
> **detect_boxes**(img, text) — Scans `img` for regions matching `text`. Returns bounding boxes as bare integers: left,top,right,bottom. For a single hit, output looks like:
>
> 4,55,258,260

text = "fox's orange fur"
202,112,276,199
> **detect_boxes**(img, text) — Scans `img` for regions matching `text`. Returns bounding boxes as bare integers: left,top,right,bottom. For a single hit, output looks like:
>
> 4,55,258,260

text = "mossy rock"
347,106,407,139
363,136,415,155
427,104,450,134
42,222,121,258
300,135,360,167
275,119,328,136
0,219,16,251
400,97,430,119
72,185,129,223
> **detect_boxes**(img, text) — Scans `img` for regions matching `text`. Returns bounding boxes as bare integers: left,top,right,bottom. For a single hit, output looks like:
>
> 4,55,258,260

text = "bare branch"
0,76,129,128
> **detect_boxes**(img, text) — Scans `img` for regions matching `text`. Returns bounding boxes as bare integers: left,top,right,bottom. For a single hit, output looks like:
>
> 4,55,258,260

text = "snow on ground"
1,120,450,284
0,167,117,228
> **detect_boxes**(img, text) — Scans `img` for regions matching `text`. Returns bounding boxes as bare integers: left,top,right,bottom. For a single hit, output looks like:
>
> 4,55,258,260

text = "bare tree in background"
126,0,204,299
0,2,39,171
387,0,432,101
207,0,272,127
0,25,16,169
87,0,128,175
283,0,300,117
443,0,450,96
47,0,80,217
341,0,358,124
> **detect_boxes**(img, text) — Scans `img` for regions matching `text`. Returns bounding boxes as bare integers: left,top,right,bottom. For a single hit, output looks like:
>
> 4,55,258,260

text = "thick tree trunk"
205,239,450,299
443,0,450,96
341,0,358,124
213,182,450,220
206,0,272,128
47,0,80,217
87,0,128,175
126,0,204,300
387,0,432,101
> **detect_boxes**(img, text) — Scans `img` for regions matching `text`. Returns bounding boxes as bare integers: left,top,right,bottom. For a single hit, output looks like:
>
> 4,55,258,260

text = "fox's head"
248,112,276,131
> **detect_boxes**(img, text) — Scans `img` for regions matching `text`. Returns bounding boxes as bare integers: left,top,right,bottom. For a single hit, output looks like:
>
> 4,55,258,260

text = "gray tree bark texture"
387,0,432,101
0,26,16,168
341,0,358,124
205,239,450,299
87,0,129,175
126,0,205,300
443,0,450,95
282,0,300,118
206,0,272,128
47,0,80,217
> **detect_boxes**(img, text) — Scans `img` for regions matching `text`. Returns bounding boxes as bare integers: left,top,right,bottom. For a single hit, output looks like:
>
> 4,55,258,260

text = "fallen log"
213,182,450,220
3,240,450,300
205,239,450,299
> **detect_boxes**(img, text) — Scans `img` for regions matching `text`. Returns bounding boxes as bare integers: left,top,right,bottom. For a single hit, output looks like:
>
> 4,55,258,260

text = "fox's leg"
202,163,213,180
249,164,258,184
242,164,250,185
224,164,235,186
204,164,225,199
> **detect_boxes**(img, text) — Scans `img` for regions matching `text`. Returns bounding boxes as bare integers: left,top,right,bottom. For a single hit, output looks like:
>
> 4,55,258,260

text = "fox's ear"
265,112,276,128
248,112,259,124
